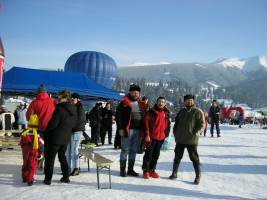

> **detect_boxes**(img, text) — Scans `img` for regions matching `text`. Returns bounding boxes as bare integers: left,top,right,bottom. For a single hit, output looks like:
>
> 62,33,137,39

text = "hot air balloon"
64,51,117,88
0,37,5,89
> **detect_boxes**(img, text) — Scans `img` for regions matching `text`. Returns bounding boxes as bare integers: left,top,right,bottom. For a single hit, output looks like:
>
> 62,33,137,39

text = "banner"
0,37,5,89
0,55,3,88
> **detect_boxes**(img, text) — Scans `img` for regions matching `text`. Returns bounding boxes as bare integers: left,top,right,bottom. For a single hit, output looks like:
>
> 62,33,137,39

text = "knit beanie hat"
37,84,46,93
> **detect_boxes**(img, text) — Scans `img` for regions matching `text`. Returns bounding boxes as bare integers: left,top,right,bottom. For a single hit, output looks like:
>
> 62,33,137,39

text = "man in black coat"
208,99,221,137
88,103,102,146
100,102,114,145
43,90,77,185
116,84,148,177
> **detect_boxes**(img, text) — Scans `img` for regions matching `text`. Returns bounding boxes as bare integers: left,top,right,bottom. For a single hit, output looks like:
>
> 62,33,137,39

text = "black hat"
184,94,195,101
129,84,141,92
71,93,80,99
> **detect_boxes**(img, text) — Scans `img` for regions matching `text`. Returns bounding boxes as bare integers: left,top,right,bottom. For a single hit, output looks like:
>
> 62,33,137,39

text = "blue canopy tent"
2,67,124,100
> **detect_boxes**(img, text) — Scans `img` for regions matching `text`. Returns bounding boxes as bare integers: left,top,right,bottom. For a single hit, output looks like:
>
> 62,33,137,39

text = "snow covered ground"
0,124,267,200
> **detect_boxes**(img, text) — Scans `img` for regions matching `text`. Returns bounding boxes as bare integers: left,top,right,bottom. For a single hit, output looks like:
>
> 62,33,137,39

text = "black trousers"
210,120,220,135
142,139,164,172
114,129,121,148
100,126,112,144
173,144,200,164
44,143,69,181
91,125,100,145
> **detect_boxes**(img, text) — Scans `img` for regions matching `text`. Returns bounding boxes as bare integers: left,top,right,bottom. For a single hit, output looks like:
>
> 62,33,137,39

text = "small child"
20,114,44,186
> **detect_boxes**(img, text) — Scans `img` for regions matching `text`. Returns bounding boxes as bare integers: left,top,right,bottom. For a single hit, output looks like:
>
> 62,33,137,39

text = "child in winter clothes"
20,114,44,186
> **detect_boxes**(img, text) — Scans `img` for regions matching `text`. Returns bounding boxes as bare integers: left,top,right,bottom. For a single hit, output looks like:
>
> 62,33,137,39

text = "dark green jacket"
173,106,204,145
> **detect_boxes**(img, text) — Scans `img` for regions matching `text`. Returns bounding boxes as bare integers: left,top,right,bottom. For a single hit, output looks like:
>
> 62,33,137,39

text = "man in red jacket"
26,85,56,169
26,85,56,136
142,96,170,179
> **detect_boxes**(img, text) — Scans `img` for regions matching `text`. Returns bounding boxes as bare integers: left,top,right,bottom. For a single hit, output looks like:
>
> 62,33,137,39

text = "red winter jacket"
145,105,170,141
116,94,148,136
26,92,56,132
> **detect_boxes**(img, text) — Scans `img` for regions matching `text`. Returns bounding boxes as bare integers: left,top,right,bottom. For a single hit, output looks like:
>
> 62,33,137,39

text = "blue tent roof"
2,67,124,100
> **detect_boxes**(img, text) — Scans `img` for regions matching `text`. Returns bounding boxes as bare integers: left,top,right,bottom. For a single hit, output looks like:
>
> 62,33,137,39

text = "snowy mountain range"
214,56,267,73
118,56,267,87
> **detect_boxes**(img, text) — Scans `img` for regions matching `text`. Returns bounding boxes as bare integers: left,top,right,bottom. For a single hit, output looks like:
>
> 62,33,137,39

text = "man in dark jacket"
208,99,221,137
169,94,204,185
142,96,170,179
114,105,121,149
100,102,114,145
66,93,86,176
116,84,148,177
88,103,102,146
43,90,77,185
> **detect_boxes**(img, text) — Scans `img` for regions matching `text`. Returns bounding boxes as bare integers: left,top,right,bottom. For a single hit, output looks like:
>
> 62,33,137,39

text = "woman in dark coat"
43,90,77,185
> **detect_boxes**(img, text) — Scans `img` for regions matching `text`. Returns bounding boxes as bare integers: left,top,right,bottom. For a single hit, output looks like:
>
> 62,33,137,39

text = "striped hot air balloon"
0,37,4,89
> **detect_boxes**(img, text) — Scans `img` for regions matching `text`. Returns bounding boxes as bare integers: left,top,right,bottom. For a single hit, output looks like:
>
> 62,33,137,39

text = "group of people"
20,85,86,186
18,82,213,186
115,84,205,184
87,102,114,146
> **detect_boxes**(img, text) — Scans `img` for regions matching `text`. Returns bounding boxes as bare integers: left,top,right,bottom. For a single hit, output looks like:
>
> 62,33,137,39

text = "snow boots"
70,168,79,176
120,160,140,177
193,161,201,185
169,160,201,184
127,160,139,177
169,160,180,179
60,176,70,183
120,160,127,177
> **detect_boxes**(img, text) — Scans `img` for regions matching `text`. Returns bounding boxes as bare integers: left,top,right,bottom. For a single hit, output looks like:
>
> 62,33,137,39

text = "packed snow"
0,124,267,200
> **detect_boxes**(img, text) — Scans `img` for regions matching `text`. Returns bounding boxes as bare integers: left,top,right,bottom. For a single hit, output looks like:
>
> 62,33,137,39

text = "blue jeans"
66,131,82,170
120,129,139,161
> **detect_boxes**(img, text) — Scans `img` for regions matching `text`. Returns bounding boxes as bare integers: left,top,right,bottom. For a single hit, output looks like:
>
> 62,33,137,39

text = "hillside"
222,77,267,108
118,63,246,87
118,56,267,88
